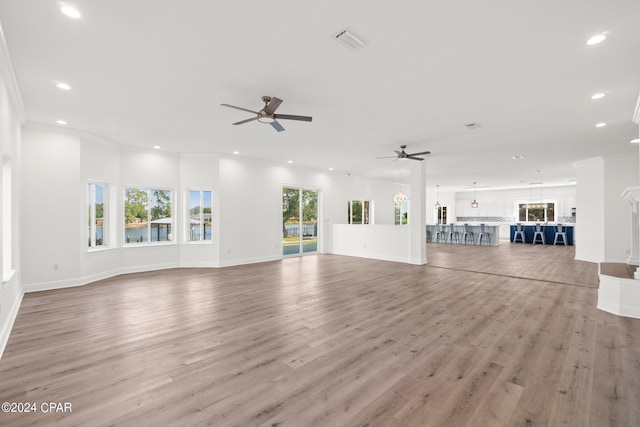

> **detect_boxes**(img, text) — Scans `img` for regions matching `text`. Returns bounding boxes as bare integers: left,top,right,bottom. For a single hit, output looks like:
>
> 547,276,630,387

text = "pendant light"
393,170,407,205
435,185,441,208
471,181,479,208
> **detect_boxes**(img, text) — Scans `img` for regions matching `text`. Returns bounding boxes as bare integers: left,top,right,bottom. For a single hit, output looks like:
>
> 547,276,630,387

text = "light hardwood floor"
0,243,638,426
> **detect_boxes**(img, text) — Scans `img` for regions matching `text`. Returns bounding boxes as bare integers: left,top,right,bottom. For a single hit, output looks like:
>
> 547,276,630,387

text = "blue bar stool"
513,223,525,243
553,223,567,245
478,224,491,245
434,223,445,243
447,223,460,243
462,224,475,244
533,223,546,244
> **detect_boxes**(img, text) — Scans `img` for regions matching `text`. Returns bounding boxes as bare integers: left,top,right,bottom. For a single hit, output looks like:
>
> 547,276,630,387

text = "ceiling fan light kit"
377,145,431,162
221,96,312,132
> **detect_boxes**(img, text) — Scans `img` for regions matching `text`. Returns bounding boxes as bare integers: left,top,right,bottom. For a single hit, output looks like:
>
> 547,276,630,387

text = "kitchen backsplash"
456,216,576,223
456,217,515,223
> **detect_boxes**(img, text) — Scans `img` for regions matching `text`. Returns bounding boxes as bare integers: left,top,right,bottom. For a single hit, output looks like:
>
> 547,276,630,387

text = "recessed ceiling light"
512,155,525,160
591,92,605,100
153,145,161,149
595,122,607,128
287,160,293,164
233,151,239,155
586,33,606,45
535,169,543,173
56,82,71,90
329,167,334,171
631,138,640,144
56,120,67,125
60,5,82,19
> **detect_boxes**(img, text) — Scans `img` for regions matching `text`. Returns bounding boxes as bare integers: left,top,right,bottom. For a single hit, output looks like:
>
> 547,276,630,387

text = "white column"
409,160,427,265
622,187,640,275
574,157,605,263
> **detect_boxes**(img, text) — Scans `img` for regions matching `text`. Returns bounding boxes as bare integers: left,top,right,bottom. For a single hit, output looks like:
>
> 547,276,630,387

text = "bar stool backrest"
556,223,563,233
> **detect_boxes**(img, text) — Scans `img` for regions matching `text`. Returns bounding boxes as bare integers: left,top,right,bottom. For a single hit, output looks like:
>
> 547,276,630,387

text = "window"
437,206,447,224
347,200,371,224
283,188,319,256
87,182,106,248
395,200,409,225
124,188,173,244
518,202,555,222
188,190,212,241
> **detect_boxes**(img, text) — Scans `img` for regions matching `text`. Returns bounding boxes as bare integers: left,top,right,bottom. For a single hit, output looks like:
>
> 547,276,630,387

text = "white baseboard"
23,262,181,293
179,261,220,268
597,273,640,319
0,288,24,360
21,256,288,293
218,255,281,267
329,249,411,264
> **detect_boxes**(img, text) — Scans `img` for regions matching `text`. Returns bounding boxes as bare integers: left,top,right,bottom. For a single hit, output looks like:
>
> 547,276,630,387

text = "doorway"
282,187,319,256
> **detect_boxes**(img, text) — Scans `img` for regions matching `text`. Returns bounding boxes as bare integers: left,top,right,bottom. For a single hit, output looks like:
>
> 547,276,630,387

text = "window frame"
347,200,372,224
123,186,175,246
516,200,556,223
394,199,410,225
186,189,213,244
87,181,108,250
436,206,447,225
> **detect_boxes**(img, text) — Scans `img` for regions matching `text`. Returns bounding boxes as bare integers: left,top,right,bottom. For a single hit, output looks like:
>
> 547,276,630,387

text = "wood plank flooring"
0,243,638,426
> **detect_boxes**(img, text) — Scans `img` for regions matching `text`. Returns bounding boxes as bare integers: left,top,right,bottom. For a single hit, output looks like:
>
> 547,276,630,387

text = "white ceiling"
1,0,639,190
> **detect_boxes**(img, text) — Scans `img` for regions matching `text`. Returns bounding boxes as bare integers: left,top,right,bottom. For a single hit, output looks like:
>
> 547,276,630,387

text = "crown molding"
0,18,26,124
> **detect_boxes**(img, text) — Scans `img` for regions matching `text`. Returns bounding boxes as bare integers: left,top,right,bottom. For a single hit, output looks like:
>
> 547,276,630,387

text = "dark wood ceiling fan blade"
406,155,425,161
232,117,258,125
271,120,285,132
221,104,259,114
394,150,402,156
273,114,312,122
264,97,283,115
408,150,431,156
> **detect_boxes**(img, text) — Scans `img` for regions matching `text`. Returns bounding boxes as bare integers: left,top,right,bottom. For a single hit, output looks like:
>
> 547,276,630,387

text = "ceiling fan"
377,145,431,161
220,96,312,132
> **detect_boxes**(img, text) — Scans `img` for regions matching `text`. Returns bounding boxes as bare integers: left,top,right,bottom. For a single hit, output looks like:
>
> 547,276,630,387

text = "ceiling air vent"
334,29,365,51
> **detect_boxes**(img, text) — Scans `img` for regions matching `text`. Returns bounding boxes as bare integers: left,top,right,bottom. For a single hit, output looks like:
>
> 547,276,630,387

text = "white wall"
20,128,417,287
344,174,406,225
0,57,22,358
20,128,82,288
575,157,605,263
331,224,411,263
218,156,349,266
454,185,576,220
179,153,220,267
604,154,639,262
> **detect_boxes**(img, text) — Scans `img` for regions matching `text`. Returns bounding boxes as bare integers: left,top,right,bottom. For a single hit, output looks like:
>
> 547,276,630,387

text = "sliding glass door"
282,187,318,256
